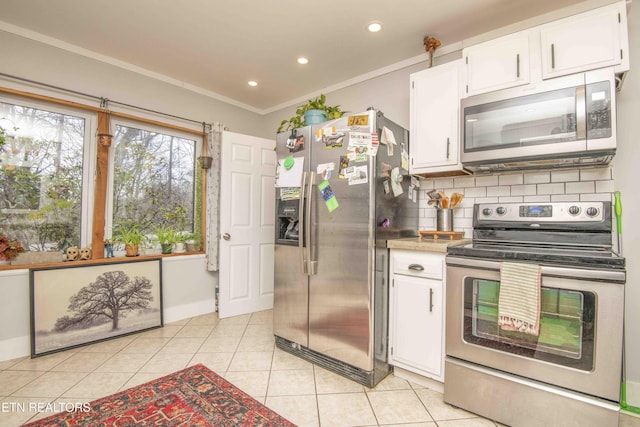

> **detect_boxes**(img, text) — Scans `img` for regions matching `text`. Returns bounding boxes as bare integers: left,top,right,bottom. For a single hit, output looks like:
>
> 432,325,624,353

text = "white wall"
0,30,263,136
0,255,216,362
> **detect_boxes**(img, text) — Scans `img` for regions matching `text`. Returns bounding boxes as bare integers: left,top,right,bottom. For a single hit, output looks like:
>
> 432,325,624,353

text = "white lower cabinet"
389,249,445,383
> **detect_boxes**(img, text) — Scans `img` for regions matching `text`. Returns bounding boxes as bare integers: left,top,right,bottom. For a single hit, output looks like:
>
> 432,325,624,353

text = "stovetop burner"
449,202,626,270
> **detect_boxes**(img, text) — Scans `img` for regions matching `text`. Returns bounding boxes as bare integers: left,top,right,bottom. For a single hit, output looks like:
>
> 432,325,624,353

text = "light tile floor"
0,309,639,427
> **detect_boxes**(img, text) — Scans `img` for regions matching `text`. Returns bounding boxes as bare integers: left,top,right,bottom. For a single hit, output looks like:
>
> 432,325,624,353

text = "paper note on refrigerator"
390,167,403,196
381,126,397,156
275,156,304,187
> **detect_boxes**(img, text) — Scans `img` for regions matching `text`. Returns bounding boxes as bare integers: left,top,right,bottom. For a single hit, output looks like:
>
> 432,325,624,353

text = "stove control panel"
476,202,605,222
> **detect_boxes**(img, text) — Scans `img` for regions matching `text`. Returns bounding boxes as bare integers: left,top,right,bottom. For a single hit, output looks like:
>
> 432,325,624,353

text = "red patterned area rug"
24,364,297,426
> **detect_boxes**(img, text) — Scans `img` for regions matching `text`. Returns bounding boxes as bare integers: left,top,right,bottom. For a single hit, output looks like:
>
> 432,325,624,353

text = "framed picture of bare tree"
29,258,163,357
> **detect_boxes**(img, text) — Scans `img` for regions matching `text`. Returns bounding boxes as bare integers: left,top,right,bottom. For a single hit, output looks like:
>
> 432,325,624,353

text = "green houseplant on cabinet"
155,226,177,254
113,223,145,257
277,94,346,133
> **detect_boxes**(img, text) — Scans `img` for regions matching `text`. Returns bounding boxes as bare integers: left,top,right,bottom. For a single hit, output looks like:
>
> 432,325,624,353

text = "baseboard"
393,366,444,393
0,300,216,363
0,335,30,362
163,299,216,324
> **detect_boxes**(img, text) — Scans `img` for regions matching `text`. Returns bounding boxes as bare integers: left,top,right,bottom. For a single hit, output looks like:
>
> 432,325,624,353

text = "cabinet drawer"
392,251,443,280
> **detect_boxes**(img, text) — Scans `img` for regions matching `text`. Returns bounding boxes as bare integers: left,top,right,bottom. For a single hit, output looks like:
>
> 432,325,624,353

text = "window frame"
0,86,207,268
0,92,97,249
105,117,202,241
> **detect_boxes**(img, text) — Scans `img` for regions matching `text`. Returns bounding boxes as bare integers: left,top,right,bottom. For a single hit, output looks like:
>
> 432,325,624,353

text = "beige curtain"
206,122,224,271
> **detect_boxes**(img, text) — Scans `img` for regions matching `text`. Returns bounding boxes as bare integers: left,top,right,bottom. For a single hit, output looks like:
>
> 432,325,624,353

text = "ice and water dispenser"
276,199,299,244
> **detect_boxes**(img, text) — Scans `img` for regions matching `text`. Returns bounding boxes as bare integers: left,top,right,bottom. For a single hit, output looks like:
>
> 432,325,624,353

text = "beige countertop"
386,237,471,253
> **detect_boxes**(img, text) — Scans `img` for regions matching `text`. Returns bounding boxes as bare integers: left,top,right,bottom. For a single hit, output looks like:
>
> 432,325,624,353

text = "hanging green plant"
277,94,346,133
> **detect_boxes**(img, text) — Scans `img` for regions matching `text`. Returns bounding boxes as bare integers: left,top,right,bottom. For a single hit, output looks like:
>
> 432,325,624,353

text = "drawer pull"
408,264,424,271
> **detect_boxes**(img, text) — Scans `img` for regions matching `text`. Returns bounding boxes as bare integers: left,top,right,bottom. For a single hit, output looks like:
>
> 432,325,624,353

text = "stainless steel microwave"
461,68,617,172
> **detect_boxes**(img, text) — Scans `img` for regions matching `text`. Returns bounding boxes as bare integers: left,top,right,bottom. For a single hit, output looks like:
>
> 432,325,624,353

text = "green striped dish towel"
498,261,541,336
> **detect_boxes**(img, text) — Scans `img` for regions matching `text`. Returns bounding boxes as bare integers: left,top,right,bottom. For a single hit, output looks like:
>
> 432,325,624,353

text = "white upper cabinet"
410,59,465,175
540,3,628,79
464,30,531,96
462,1,629,98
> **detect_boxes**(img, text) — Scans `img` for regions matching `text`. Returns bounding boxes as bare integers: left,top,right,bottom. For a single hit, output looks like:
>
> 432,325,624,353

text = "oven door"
446,256,625,402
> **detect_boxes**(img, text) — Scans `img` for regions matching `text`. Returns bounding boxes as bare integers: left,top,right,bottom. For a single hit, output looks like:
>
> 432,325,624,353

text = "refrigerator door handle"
306,171,317,275
299,171,308,275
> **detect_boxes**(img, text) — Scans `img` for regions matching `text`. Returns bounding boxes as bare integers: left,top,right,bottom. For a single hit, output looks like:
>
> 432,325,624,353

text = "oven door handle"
446,256,626,283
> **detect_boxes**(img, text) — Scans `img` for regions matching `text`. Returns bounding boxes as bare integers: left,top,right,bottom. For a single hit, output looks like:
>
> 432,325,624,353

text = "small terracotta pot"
125,244,139,257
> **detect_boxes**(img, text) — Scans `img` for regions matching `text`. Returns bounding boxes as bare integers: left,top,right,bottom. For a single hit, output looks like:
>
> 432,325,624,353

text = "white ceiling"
1,0,593,113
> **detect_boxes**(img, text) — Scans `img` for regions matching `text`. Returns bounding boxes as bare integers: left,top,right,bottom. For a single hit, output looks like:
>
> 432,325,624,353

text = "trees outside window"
0,101,89,250
111,123,196,240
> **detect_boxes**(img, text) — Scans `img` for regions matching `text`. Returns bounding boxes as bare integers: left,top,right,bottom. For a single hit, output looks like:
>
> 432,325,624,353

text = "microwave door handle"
306,171,316,275
575,86,587,140
299,171,308,275
516,53,520,78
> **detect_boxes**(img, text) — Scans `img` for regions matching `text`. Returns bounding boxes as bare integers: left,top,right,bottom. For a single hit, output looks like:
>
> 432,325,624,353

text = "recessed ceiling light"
367,22,382,33
248,81,258,87
297,57,309,65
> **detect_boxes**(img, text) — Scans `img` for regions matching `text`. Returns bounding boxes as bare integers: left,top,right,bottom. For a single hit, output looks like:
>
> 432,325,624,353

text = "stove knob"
496,206,506,215
482,208,493,216
586,207,600,217
568,205,581,216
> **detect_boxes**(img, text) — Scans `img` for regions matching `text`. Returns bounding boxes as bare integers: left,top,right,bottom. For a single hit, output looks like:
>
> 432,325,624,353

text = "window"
0,98,94,250
0,91,204,265
109,121,198,242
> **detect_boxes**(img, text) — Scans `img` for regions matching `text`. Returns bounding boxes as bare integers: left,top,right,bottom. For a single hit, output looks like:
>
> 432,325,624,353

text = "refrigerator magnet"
338,155,350,179
369,132,379,156
348,165,368,186
383,180,390,194
318,180,339,213
316,162,335,180
347,114,369,127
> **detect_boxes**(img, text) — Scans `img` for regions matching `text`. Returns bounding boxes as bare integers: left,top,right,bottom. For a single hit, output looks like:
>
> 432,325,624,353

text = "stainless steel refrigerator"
273,109,417,387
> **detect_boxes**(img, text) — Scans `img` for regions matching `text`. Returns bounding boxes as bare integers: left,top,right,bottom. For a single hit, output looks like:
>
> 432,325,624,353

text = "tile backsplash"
418,166,615,238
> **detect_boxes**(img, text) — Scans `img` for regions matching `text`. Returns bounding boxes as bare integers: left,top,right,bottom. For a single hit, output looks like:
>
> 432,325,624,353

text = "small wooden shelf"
418,230,464,240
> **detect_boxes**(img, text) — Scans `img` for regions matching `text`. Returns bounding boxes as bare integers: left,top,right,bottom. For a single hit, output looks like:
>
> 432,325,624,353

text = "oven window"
464,279,595,371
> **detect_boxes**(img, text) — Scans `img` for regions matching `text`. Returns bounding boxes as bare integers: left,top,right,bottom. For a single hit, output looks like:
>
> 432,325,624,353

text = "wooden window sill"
0,251,206,271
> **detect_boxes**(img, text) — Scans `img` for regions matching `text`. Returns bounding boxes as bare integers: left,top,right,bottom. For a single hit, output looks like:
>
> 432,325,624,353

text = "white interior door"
219,131,276,318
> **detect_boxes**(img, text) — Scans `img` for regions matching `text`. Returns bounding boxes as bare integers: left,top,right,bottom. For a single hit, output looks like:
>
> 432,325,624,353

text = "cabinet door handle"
516,53,520,78
408,264,424,271
429,288,434,312
551,43,556,69
446,137,450,159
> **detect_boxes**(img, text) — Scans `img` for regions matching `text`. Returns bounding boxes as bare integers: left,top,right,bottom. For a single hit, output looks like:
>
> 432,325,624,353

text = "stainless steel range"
445,201,626,427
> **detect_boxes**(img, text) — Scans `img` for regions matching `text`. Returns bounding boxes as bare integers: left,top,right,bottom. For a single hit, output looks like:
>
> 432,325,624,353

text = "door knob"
223,233,231,240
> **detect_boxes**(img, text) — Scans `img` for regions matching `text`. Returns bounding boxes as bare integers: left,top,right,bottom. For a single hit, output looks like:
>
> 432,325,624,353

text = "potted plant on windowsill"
113,223,145,257
0,234,25,265
277,94,346,133
155,226,177,254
